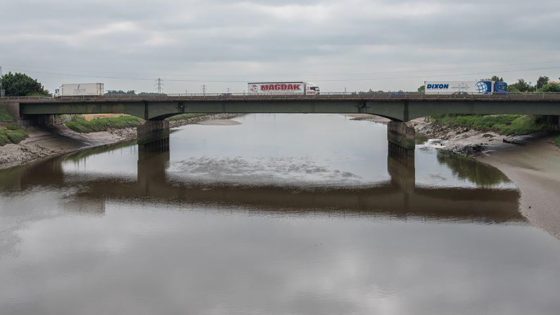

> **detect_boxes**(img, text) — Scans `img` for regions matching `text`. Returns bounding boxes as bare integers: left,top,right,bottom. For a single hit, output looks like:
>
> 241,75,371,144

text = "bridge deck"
10,93,560,121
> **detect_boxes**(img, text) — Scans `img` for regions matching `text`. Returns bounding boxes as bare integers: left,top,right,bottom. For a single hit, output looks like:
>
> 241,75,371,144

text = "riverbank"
408,115,560,238
0,114,240,170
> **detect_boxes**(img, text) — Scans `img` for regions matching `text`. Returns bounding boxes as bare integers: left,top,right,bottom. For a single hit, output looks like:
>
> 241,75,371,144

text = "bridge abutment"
137,120,170,153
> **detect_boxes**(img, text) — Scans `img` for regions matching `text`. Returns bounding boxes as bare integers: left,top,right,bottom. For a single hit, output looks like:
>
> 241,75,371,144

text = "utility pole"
156,78,163,94
202,84,206,96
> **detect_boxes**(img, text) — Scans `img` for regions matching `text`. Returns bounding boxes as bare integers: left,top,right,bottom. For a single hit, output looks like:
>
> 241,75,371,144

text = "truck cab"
305,83,320,95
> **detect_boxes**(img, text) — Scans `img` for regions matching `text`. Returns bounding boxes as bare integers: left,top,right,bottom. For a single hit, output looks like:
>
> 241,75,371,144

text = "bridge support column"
137,120,170,153
387,121,416,152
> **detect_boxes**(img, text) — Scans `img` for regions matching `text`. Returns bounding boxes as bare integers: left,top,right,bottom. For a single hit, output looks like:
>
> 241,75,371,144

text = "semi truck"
424,80,508,95
248,82,320,96
55,83,104,97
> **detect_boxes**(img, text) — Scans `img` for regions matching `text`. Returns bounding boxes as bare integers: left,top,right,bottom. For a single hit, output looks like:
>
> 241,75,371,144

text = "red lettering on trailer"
257,83,302,91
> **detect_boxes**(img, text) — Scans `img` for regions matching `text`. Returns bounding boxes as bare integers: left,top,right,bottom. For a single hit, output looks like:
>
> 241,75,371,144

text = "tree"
490,76,504,82
507,85,521,93
541,82,560,92
509,79,535,92
105,90,136,96
417,85,425,93
0,72,49,96
138,92,167,96
536,76,549,90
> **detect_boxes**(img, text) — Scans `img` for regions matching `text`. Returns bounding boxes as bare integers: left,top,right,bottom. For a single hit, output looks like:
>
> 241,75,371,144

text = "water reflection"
0,140,522,224
437,151,511,187
3,114,558,315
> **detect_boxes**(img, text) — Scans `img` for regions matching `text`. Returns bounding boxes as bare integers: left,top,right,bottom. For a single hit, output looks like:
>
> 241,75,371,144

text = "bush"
541,82,560,93
0,106,14,122
0,127,28,146
65,115,144,133
431,114,552,135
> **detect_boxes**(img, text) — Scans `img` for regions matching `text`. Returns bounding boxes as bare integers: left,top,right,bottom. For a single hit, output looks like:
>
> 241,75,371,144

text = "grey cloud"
1,0,559,92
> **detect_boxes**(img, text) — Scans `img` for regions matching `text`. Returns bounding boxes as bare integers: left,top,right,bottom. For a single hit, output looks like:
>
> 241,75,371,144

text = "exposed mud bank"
409,116,560,239
479,138,560,239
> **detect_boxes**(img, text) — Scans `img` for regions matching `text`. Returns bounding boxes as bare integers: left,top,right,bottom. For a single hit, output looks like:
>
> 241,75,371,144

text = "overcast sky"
1,0,559,93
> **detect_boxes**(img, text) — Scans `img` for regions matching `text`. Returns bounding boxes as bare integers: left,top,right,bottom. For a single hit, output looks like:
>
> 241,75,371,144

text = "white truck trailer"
248,82,320,96
56,83,104,97
424,80,507,95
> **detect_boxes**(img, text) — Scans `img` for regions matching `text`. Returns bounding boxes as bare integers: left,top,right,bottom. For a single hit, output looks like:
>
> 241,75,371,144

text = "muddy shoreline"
407,116,560,239
0,114,240,170
479,138,560,239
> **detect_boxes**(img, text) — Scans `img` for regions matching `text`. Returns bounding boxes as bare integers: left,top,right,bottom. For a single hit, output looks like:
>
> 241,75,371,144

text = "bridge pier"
387,121,416,196
137,120,170,153
387,121,416,152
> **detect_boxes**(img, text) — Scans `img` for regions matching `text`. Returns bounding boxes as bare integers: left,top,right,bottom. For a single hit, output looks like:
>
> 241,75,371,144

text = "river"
1,114,559,315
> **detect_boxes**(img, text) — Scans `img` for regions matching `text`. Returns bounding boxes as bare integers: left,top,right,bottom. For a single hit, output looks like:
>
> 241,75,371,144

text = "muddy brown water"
1,114,559,315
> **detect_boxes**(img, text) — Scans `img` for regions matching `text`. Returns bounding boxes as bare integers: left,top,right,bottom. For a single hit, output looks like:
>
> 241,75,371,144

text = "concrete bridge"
8,93,560,153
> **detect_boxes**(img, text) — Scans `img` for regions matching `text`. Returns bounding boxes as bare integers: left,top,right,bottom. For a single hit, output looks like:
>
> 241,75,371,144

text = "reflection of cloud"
0,189,71,256
0,204,558,315
168,156,362,186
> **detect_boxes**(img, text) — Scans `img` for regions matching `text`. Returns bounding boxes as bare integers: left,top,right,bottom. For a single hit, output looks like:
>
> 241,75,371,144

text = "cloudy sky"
1,0,559,94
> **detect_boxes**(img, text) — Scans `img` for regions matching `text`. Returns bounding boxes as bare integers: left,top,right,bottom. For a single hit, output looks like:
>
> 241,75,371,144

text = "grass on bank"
65,115,144,133
430,114,554,136
0,106,15,122
0,125,28,146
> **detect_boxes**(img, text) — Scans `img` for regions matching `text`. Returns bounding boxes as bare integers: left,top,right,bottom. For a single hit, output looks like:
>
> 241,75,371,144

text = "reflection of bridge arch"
0,143,522,225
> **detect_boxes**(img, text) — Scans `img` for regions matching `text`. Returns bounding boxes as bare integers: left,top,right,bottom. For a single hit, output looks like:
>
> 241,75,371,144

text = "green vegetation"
0,125,28,146
0,72,50,96
104,90,166,97
541,82,560,92
65,115,144,133
430,114,554,135
0,106,14,122
555,136,560,148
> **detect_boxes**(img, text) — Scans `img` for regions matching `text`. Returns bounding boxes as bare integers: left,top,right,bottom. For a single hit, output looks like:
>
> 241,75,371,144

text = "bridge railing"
5,91,560,102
